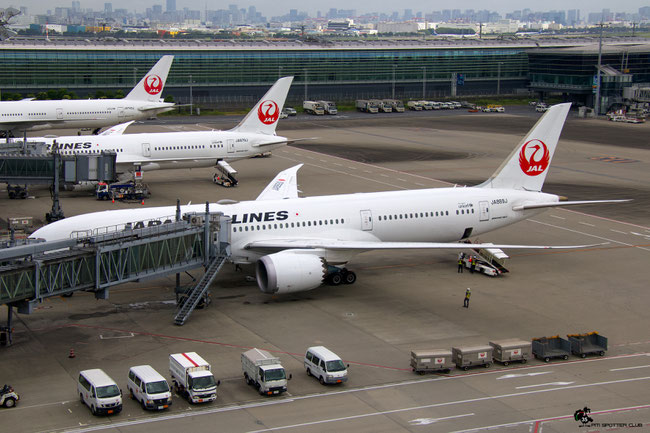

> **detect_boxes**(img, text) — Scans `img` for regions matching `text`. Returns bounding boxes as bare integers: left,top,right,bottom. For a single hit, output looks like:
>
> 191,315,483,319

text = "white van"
304,346,348,385
77,369,122,415
127,365,172,410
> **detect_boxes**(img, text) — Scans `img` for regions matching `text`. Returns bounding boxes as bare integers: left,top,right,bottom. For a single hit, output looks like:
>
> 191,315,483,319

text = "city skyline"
8,0,650,18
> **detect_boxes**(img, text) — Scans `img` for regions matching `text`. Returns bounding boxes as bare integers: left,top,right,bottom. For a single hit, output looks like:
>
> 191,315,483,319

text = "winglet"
256,164,303,201
125,55,174,102
99,121,135,136
231,77,294,135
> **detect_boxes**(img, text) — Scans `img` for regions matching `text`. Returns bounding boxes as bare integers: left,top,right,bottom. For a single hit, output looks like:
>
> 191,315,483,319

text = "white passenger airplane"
32,103,625,294
29,76,294,185
0,56,174,136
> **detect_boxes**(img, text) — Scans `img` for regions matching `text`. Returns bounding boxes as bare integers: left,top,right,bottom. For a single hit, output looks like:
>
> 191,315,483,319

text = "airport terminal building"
0,37,649,109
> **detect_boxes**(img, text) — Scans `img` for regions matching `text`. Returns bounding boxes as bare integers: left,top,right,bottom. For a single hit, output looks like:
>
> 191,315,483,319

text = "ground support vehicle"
283,107,297,116
567,332,607,358
95,181,150,201
372,100,392,112
418,101,433,110
127,365,172,411
489,339,531,365
304,346,348,384
383,99,405,112
0,384,19,408
77,369,122,416
356,100,379,113
410,350,453,374
318,101,338,115
452,345,493,370
461,255,501,276
242,348,289,396
407,101,423,111
169,352,218,404
213,160,238,187
303,101,325,115
532,336,571,362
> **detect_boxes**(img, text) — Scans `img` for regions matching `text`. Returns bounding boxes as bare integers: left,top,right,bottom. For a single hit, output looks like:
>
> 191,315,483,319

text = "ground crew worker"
468,256,473,273
458,256,464,273
470,256,477,273
463,288,471,308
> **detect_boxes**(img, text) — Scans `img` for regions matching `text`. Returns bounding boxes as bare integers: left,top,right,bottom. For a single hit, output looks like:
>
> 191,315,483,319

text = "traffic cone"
111,197,115,204
141,199,145,205
69,348,76,358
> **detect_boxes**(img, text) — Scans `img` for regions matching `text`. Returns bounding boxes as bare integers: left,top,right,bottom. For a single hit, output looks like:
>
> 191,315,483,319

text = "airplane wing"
99,121,135,136
245,238,607,252
252,137,317,147
255,164,302,201
512,199,631,211
137,103,174,112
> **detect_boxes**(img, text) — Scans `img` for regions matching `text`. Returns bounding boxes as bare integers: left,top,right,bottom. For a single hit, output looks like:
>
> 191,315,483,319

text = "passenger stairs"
174,252,229,326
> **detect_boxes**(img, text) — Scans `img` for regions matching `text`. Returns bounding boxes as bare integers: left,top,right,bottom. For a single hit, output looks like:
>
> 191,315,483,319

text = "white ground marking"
515,381,574,389
496,372,551,380
409,413,475,425
529,219,650,252
549,215,565,220
610,365,650,372
578,222,595,227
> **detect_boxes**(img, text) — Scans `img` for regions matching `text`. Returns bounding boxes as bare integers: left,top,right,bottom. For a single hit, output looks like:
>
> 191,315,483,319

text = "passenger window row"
378,210,451,221
234,218,345,233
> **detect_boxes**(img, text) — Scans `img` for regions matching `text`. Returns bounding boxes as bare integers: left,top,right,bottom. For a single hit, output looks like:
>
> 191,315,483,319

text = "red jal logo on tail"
258,100,279,125
143,74,163,95
518,139,550,176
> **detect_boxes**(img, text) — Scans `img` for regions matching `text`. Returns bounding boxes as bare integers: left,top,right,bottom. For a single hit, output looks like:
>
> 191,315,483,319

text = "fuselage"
31,130,287,172
0,99,174,133
31,186,559,264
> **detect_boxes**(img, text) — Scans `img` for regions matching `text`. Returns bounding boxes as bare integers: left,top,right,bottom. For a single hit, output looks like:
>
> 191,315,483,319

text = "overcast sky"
9,1,650,17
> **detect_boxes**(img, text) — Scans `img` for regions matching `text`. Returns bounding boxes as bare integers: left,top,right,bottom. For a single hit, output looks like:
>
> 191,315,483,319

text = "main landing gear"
326,268,356,286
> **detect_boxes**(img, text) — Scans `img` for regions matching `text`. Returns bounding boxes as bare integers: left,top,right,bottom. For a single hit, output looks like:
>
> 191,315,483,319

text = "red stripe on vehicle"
182,352,199,367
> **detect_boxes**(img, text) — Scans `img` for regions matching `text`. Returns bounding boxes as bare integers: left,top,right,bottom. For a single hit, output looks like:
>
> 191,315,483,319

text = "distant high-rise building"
152,4,162,14
104,3,113,13
71,1,80,12
404,9,413,20
166,0,176,12
567,9,579,26
640,6,650,18
442,9,451,21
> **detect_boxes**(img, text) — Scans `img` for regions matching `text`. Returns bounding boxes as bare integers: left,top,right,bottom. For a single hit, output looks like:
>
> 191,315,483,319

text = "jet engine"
256,251,327,294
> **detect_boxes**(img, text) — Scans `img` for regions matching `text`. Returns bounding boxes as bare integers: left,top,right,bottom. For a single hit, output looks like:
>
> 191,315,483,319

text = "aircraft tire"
343,271,356,284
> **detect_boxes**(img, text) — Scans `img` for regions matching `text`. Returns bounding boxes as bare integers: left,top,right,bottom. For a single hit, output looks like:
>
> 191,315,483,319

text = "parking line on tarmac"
549,214,565,220
610,365,650,372
529,219,650,252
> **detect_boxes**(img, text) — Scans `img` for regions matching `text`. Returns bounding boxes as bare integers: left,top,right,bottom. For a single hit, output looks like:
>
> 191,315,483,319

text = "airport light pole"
304,68,308,101
189,74,193,116
595,22,603,116
422,66,426,99
497,62,503,95
392,64,396,99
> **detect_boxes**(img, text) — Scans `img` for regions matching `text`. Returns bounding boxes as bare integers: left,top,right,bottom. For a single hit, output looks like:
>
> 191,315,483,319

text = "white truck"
383,99,405,112
407,100,423,111
241,348,290,396
371,99,392,113
303,101,325,115
318,101,338,115
169,352,219,404
356,99,379,113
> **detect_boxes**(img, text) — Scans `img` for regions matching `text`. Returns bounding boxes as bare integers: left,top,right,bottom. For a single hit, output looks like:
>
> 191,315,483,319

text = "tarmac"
1,107,649,433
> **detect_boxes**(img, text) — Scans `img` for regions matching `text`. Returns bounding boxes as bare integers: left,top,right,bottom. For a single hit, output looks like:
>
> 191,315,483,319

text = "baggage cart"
452,345,493,370
410,350,453,374
489,339,531,365
567,332,607,358
532,336,571,362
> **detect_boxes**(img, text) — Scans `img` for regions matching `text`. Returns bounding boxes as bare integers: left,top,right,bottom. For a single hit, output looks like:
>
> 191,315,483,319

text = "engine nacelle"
256,252,327,294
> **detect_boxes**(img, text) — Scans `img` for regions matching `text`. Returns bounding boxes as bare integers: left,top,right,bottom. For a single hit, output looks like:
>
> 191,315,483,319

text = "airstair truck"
242,348,290,396
169,352,218,404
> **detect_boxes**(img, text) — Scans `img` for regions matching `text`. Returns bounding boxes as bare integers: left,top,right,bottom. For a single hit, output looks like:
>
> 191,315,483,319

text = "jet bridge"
0,206,231,344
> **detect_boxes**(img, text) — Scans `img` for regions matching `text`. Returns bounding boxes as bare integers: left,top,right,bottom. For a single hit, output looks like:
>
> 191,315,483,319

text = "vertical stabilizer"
479,103,571,191
125,55,174,102
231,77,294,135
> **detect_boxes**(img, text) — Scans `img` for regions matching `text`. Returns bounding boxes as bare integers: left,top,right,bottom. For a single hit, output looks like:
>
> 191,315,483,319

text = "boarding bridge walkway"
0,209,231,342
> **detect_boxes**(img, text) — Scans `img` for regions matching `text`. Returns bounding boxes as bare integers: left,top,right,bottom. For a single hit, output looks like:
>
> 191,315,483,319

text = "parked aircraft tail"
125,55,174,102
479,103,571,192
231,76,294,135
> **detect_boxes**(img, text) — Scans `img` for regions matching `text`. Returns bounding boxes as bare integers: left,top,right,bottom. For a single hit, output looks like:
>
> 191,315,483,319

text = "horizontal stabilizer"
245,239,608,251
512,199,631,211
